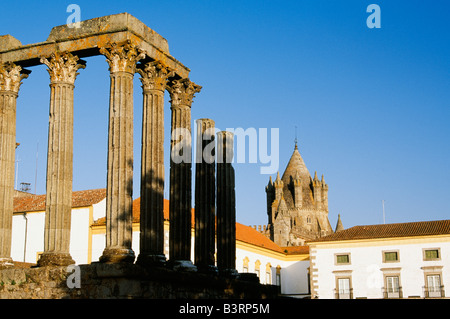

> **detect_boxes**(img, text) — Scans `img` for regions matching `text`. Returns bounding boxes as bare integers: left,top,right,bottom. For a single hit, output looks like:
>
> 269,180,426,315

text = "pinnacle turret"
335,214,344,232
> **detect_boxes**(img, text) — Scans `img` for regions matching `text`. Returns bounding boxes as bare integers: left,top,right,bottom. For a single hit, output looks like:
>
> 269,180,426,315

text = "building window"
255,260,261,278
276,266,282,287
265,263,272,285
335,277,352,299
335,253,350,265
426,274,443,298
423,248,441,261
243,257,249,273
383,250,399,263
385,276,402,298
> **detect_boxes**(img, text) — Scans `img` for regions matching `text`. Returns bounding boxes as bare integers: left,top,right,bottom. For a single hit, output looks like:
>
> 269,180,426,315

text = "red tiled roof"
13,188,106,213
308,219,450,243
282,246,310,254
235,223,285,253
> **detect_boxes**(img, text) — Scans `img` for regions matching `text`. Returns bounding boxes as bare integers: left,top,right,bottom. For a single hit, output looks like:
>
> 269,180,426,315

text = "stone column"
216,131,238,277
37,52,85,267
166,78,201,271
0,62,29,267
194,118,217,274
136,61,172,266
99,40,145,263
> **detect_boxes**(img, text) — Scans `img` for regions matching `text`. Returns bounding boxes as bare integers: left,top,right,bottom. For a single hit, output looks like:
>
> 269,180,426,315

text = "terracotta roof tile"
13,188,106,213
308,219,450,243
235,223,284,253
282,246,310,254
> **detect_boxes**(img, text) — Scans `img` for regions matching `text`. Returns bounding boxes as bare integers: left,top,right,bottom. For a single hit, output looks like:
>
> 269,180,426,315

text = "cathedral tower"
264,143,334,246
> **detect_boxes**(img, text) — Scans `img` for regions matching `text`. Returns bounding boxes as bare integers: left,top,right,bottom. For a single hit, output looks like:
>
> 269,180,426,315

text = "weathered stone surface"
0,263,280,299
194,118,217,273
265,144,333,246
0,62,29,264
0,35,22,51
166,78,201,268
216,131,238,277
0,14,188,79
100,41,144,264
136,60,172,267
47,13,169,54
37,52,84,267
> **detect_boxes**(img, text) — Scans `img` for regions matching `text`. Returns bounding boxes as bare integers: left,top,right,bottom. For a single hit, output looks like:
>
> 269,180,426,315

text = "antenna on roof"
20,182,31,193
382,200,386,224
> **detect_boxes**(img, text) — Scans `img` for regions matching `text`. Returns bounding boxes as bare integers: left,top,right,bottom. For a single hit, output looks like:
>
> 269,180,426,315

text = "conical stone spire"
280,143,314,209
335,214,344,232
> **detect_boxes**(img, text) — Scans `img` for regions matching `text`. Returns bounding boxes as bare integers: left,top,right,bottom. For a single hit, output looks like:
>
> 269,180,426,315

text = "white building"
308,220,450,299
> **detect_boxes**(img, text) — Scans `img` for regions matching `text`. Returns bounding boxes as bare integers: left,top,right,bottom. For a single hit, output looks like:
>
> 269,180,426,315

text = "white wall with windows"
310,237,450,299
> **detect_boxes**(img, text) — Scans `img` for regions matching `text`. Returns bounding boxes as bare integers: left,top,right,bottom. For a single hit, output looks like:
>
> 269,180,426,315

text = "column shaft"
136,61,171,266
38,52,84,266
0,62,28,267
216,131,237,276
0,92,18,265
169,105,192,261
194,119,216,273
102,71,135,263
167,78,201,270
99,41,144,263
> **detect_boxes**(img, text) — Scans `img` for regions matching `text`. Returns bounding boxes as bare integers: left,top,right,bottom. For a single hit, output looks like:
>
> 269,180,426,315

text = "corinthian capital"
40,52,86,85
137,60,174,92
167,78,202,108
0,62,30,93
100,40,146,74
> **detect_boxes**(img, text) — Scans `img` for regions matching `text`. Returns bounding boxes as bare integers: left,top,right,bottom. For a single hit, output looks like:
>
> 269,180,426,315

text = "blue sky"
2,1,449,229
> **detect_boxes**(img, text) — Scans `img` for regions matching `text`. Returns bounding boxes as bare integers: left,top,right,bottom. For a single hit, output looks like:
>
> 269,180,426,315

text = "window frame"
382,250,400,263
422,266,444,298
335,276,352,299
423,248,441,261
334,253,351,265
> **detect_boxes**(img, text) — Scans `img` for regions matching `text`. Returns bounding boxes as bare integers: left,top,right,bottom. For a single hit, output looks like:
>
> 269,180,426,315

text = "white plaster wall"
69,207,90,264
281,260,310,296
91,233,105,262
11,212,44,263
312,238,450,299
92,199,106,221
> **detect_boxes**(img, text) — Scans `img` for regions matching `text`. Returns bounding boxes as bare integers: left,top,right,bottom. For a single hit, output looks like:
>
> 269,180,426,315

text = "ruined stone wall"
0,263,279,299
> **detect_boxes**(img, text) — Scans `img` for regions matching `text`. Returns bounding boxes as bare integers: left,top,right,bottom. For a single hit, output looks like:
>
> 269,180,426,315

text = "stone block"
46,13,169,54
0,35,22,52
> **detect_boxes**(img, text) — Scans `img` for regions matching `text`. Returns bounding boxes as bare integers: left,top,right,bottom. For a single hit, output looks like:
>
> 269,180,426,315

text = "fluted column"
194,118,217,274
0,62,29,267
136,61,172,266
166,78,201,271
216,131,238,277
99,40,145,263
37,52,85,267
